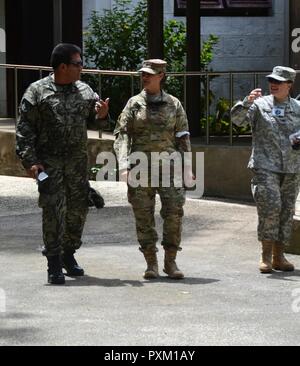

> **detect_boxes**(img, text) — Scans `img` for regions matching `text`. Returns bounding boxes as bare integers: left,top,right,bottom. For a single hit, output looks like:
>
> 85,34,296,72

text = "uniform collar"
48,73,78,92
272,95,290,107
140,89,168,103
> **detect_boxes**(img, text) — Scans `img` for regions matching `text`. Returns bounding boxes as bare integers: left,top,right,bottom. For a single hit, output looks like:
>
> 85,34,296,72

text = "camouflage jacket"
16,75,103,168
113,89,191,171
231,95,300,173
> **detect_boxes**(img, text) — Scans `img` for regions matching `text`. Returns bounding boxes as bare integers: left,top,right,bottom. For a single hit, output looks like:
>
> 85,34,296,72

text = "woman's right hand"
247,88,262,103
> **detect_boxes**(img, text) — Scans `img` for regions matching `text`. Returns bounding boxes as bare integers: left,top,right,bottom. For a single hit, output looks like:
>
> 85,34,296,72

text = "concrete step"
0,118,16,132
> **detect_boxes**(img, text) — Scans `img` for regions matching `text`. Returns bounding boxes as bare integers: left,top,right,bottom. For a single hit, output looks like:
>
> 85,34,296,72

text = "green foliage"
83,0,147,122
201,97,251,136
83,0,220,121
201,35,219,70
84,0,147,70
83,0,250,136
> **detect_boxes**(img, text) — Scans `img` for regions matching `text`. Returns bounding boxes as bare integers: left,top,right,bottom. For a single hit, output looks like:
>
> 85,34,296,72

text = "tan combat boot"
272,242,294,272
259,240,273,273
163,247,184,279
142,248,159,279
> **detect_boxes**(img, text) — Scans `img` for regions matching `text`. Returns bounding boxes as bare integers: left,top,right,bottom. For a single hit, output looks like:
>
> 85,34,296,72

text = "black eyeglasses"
267,78,284,85
68,60,83,67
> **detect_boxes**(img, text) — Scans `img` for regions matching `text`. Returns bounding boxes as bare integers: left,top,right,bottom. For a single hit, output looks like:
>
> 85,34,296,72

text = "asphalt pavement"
1,175,300,346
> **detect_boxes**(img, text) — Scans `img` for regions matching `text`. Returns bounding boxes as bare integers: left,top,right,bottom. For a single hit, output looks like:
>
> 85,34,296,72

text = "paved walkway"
1,175,300,346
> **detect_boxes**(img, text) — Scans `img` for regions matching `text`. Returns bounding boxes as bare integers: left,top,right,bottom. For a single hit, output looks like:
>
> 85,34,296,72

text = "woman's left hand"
184,169,196,188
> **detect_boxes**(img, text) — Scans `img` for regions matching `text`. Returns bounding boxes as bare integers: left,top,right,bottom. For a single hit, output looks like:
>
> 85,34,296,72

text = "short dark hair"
50,43,82,70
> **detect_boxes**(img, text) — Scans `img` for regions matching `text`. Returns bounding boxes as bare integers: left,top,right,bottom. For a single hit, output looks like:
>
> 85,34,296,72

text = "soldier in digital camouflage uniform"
114,59,194,279
231,66,300,273
16,43,109,284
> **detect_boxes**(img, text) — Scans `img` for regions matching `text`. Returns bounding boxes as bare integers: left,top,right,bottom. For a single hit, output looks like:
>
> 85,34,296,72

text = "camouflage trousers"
38,156,89,257
127,185,186,251
251,168,300,244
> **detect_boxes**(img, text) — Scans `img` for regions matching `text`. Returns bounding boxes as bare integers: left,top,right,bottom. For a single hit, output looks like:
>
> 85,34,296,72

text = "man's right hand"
247,88,262,103
26,164,45,179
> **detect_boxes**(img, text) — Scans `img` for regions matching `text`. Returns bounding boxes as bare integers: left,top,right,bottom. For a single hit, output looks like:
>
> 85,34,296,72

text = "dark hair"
50,43,82,70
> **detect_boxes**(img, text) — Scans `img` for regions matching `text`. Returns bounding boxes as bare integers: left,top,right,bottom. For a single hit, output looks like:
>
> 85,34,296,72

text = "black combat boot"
62,250,84,276
47,255,65,285
88,187,105,209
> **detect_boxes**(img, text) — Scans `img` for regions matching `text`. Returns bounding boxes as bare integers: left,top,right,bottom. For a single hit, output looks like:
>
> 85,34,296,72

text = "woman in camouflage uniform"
231,66,300,273
114,59,194,279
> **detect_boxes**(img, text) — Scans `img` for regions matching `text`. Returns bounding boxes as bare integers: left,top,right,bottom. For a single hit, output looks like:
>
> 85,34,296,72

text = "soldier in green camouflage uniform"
114,59,194,279
231,66,300,273
16,43,109,284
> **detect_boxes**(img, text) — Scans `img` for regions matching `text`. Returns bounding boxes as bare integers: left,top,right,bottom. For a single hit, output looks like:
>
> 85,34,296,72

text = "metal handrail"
0,63,139,76
0,63,286,145
0,63,141,125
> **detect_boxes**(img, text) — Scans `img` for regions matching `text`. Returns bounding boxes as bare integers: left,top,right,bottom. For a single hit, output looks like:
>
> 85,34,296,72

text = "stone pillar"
287,0,300,254
290,0,300,96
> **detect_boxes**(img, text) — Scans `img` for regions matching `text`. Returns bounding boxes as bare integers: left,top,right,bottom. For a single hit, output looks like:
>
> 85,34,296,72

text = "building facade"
0,0,298,117
83,0,289,72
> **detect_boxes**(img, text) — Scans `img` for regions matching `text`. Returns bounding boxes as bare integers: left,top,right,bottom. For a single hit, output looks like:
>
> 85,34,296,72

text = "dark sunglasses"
267,78,284,85
68,60,83,67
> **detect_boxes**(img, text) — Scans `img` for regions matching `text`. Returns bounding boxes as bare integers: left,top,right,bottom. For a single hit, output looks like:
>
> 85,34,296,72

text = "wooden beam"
147,0,164,59
53,0,63,45
61,0,83,48
186,0,201,137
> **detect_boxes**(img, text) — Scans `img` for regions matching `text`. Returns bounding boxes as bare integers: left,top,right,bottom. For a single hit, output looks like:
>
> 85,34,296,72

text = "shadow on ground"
50,274,220,287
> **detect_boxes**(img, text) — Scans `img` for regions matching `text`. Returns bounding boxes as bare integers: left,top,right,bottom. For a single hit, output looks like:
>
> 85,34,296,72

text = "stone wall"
164,0,289,103
0,128,253,200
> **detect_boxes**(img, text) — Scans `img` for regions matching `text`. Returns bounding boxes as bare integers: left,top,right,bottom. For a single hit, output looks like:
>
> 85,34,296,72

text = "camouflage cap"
267,66,297,82
138,59,167,74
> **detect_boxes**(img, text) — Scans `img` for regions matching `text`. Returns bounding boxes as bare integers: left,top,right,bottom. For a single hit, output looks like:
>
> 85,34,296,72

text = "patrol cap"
138,59,167,74
266,66,297,83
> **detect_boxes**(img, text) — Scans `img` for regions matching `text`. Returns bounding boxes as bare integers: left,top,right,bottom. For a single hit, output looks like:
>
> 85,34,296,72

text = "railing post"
140,73,143,91
98,73,102,97
98,73,102,139
14,68,18,122
229,73,234,146
206,73,210,145
184,74,187,111
131,75,134,97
